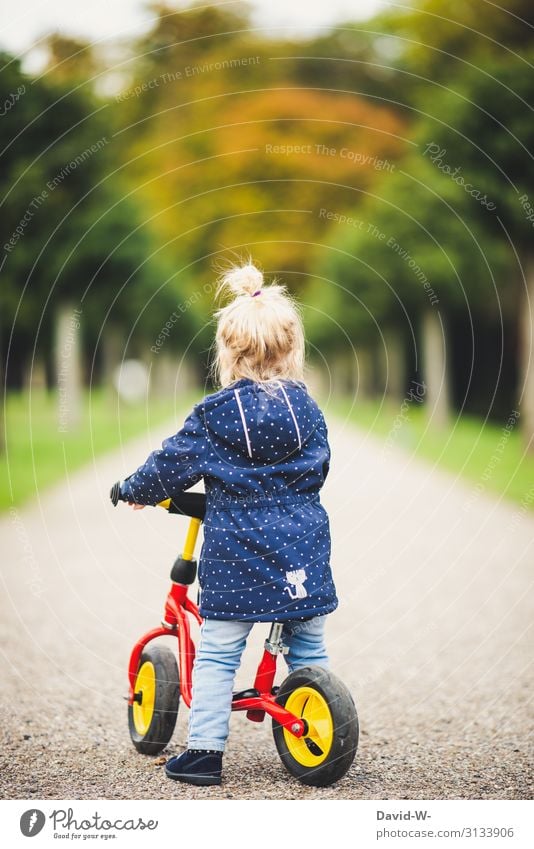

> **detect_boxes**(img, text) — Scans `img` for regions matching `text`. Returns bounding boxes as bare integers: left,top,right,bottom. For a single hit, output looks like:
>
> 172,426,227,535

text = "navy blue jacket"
120,378,338,622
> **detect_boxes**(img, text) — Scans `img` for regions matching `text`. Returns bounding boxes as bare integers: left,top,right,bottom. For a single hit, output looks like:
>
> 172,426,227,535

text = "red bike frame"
127,513,307,738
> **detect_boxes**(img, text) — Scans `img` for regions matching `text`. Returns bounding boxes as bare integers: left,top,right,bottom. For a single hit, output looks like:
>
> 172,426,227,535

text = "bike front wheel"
272,666,358,787
128,645,180,755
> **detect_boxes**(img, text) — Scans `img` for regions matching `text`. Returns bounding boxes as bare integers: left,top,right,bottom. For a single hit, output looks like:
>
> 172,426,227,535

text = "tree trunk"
54,302,83,432
329,350,363,398
100,323,123,392
380,327,405,399
305,360,328,399
24,359,47,392
421,309,450,428
355,348,374,399
519,254,534,452
0,326,4,454
175,357,197,394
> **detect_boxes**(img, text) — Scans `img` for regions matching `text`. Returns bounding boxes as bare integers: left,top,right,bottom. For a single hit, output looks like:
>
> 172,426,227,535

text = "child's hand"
128,502,146,510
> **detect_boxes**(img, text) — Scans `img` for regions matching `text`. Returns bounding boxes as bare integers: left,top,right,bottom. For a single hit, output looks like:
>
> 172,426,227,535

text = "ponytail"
211,261,305,389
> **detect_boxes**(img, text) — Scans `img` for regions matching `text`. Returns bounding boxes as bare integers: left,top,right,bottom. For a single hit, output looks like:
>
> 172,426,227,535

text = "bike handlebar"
109,481,121,506
109,481,206,521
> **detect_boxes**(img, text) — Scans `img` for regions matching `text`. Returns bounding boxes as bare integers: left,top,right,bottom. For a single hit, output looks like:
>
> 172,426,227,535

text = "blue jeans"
188,616,329,752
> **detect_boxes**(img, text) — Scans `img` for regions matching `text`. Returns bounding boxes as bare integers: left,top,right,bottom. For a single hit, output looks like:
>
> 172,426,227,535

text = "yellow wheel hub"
283,686,333,766
132,661,156,736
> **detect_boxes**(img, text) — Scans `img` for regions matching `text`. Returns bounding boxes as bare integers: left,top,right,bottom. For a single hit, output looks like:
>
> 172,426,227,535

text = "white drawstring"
277,381,302,451
234,389,252,458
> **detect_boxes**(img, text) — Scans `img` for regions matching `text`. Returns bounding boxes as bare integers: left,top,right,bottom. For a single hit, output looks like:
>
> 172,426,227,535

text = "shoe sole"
165,768,221,786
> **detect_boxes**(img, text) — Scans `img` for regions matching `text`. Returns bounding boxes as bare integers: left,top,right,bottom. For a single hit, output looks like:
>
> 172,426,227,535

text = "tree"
0,49,189,424
111,2,409,360
410,52,534,444
376,0,534,102
307,148,512,421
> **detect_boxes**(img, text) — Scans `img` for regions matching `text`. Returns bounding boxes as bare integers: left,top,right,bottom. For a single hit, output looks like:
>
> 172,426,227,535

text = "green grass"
331,396,534,510
0,389,196,511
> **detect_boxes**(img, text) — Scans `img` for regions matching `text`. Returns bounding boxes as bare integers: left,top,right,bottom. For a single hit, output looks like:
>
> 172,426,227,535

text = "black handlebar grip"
110,481,121,506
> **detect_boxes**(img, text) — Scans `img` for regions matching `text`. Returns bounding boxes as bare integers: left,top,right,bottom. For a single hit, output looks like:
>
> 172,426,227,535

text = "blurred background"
1,0,534,509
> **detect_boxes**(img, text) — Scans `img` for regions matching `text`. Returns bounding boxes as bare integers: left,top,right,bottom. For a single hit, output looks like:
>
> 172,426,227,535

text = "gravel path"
1,415,532,800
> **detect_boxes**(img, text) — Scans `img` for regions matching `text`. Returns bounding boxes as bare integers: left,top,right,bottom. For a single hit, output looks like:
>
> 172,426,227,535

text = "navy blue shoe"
165,749,223,786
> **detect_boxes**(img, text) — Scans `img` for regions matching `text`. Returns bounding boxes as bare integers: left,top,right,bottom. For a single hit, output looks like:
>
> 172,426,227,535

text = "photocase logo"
20,809,46,837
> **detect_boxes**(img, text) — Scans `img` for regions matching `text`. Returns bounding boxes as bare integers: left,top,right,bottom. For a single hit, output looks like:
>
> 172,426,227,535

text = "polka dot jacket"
120,378,338,622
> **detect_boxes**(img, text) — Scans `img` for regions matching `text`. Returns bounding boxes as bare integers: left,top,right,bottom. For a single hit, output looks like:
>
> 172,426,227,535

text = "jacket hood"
202,379,319,466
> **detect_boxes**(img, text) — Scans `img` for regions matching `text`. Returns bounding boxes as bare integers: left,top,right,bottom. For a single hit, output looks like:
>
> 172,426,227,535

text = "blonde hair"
211,262,306,389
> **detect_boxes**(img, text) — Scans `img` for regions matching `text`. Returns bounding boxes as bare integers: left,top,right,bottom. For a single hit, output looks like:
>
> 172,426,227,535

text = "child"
117,262,338,785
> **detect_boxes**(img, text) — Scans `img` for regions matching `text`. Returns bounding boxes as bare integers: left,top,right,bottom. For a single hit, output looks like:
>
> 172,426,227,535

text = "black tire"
128,645,180,755
272,666,358,787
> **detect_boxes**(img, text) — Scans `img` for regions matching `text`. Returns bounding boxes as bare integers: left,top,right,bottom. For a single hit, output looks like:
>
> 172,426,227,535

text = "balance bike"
110,486,358,787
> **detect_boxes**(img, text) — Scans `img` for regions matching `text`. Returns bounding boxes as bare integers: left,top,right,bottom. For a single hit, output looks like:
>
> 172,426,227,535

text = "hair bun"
222,263,263,297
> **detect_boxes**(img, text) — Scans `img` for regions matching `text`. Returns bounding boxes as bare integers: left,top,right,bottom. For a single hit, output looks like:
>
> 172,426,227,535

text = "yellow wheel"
131,661,156,737
283,686,334,766
128,646,179,755
272,666,358,786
